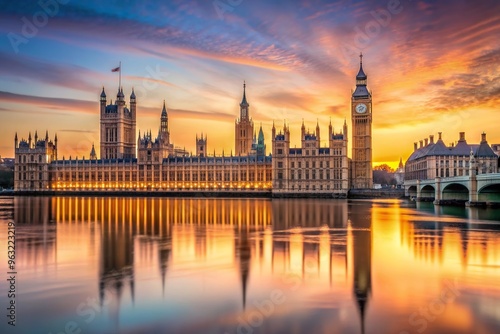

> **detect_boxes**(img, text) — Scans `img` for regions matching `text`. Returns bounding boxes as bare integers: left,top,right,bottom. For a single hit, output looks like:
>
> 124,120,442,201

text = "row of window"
278,161,337,168
17,172,43,180
18,165,44,171
17,155,43,163
275,149,344,156
276,169,345,181
283,183,345,191
54,170,273,182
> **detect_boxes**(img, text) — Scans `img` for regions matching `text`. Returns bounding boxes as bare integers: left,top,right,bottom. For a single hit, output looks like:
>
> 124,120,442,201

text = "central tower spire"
235,81,254,156
160,100,168,133
240,81,249,120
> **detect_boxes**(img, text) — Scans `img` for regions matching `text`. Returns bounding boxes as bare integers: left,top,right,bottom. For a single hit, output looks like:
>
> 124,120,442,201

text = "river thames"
1,197,499,334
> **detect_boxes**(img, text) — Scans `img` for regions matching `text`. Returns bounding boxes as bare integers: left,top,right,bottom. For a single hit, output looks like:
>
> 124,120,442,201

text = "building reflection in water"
348,201,372,334
14,197,57,270
402,201,500,269
12,196,376,332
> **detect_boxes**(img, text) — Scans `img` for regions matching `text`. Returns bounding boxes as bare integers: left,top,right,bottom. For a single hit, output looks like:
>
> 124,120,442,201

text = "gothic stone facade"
271,120,349,196
14,59,373,195
14,131,57,190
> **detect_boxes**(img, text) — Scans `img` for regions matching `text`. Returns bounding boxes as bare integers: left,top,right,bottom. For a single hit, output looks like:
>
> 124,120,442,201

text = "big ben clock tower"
351,53,373,189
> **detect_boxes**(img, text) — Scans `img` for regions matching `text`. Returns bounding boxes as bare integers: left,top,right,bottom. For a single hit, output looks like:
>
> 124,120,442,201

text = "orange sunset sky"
0,0,499,168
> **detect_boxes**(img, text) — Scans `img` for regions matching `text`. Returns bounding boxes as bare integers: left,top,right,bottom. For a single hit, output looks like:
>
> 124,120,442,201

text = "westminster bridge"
405,173,500,206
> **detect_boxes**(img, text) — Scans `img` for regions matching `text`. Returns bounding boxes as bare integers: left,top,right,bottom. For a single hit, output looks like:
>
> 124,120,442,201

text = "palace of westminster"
14,56,451,195
14,55,500,195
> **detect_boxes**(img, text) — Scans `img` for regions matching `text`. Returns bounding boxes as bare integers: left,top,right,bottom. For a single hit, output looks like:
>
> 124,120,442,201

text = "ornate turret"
316,120,320,147
196,133,207,157
256,125,266,157
129,88,136,118
90,143,97,160
117,87,124,99
160,100,168,134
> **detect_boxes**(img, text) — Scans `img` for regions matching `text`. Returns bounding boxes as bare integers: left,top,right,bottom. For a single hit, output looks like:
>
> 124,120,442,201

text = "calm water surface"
0,197,499,334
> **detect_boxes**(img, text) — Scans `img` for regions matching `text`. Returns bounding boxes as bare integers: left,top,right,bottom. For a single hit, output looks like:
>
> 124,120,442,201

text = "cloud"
259,91,319,112
323,105,346,117
0,91,96,114
59,129,96,133
0,52,102,92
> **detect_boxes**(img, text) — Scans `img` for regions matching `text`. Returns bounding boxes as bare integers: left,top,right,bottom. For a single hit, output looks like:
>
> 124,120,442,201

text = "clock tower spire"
351,53,373,189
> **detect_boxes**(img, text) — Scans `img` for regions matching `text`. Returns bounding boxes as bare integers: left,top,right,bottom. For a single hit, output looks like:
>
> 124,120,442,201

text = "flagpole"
119,61,121,90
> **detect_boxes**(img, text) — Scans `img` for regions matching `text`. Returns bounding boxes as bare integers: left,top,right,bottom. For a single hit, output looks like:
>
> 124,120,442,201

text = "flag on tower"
111,66,120,72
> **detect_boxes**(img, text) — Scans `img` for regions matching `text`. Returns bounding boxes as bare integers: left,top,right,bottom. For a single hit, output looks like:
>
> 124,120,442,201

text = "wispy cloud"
0,91,96,114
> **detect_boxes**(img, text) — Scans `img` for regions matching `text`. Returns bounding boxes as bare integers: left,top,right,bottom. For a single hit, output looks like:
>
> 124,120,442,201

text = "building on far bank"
100,87,136,159
492,144,500,157
404,132,498,181
271,119,349,197
15,84,272,192
14,131,58,190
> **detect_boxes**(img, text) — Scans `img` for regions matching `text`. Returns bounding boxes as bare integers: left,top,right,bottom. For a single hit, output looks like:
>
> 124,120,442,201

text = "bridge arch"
420,185,435,201
478,183,500,203
442,183,469,201
408,185,417,199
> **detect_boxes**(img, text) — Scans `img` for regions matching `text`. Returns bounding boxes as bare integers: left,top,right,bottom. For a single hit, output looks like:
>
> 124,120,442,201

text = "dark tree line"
373,164,397,186
0,170,14,189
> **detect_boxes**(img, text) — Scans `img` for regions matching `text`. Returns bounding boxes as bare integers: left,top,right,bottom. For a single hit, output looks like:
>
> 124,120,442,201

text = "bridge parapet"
404,173,500,206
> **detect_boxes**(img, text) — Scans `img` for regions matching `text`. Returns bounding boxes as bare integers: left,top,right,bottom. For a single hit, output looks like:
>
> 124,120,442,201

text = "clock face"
356,103,367,114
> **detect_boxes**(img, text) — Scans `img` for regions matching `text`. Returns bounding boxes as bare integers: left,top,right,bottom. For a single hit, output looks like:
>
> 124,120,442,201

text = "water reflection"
1,197,499,334
349,202,372,334
403,202,500,268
